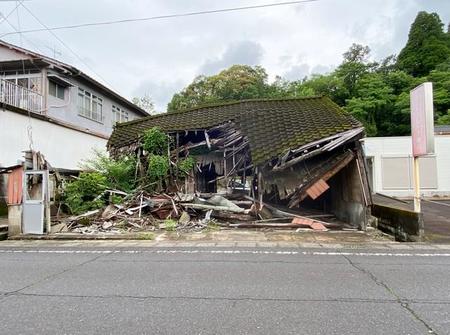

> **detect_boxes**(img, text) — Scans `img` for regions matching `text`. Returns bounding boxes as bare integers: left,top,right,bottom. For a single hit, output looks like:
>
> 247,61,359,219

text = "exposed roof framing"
108,96,362,165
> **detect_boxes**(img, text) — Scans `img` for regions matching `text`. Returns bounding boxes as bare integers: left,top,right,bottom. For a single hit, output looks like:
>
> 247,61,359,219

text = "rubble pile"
53,190,346,235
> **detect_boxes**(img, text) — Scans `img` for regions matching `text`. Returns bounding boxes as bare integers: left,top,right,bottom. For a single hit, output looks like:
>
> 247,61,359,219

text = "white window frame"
48,80,65,100
112,105,129,124
3,73,42,93
78,88,103,123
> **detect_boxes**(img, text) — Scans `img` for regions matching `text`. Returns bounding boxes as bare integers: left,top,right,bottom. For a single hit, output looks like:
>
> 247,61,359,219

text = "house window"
78,88,103,123
4,75,42,93
112,105,129,124
49,80,65,99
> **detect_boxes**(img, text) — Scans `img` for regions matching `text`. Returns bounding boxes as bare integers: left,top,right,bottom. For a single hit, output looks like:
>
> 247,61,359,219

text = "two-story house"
0,39,148,165
0,40,149,211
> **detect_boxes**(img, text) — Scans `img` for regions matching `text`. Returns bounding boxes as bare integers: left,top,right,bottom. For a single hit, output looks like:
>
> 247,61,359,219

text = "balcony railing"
0,79,44,114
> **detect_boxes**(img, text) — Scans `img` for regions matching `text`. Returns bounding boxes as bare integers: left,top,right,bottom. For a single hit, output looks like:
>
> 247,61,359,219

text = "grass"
137,232,155,240
205,221,221,232
164,219,177,231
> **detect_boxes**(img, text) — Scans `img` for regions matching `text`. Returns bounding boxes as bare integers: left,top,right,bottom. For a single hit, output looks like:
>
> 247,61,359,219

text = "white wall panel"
0,110,107,170
364,136,450,197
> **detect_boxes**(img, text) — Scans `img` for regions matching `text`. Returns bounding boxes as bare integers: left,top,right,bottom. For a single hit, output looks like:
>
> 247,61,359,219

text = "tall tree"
167,65,270,112
397,11,450,76
167,11,450,133
336,44,375,96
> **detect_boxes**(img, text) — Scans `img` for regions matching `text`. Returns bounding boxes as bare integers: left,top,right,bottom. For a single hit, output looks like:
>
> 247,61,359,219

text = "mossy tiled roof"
108,96,361,165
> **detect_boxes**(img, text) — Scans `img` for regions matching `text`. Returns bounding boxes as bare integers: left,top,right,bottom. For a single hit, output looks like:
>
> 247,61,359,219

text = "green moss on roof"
108,96,362,165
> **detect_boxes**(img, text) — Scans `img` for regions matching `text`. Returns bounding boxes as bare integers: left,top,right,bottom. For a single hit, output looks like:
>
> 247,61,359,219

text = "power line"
18,2,115,89
0,0,46,55
0,0,23,26
0,0,318,37
0,4,45,55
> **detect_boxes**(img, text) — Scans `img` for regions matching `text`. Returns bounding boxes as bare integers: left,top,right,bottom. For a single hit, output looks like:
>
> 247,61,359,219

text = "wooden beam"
204,130,211,149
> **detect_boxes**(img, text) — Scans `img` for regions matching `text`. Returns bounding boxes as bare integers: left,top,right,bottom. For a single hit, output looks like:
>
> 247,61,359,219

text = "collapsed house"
108,96,372,230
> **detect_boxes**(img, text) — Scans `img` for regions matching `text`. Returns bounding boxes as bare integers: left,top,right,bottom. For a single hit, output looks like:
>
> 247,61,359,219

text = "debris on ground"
53,190,354,235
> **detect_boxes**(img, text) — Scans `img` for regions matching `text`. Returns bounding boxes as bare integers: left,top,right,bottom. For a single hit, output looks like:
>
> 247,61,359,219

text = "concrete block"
7,204,21,236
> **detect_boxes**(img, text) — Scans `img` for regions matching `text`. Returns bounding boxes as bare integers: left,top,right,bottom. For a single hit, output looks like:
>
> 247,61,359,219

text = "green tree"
167,65,271,111
428,69,450,124
166,11,450,134
345,73,395,136
335,44,376,96
397,11,450,76
300,74,349,105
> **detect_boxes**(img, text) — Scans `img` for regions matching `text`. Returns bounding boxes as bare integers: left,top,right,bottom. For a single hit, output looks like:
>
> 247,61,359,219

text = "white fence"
0,79,43,114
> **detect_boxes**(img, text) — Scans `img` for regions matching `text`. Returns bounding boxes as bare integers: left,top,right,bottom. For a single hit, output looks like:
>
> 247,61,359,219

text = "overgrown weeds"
64,172,107,214
63,127,195,215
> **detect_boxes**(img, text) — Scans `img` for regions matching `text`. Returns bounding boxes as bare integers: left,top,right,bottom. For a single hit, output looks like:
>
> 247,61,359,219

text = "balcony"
0,79,44,114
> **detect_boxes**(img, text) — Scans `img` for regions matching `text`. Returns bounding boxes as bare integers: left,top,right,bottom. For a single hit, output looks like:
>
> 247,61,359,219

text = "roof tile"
108,96,361,165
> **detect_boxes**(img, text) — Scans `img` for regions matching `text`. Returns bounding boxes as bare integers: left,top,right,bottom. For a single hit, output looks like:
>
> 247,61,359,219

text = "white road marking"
0,249,449,257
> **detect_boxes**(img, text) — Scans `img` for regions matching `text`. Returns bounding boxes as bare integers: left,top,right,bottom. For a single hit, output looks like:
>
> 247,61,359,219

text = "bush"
177,156,195,177
148,155,169,183
64,172,107,214
82,150,137,192
142,127,169,156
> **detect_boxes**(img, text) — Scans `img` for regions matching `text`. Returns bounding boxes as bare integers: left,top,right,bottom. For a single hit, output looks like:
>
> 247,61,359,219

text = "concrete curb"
1,239,449,250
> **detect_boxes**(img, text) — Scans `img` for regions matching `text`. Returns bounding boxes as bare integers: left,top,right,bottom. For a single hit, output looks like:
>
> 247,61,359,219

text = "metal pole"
413,156,421,213
45,170,51,234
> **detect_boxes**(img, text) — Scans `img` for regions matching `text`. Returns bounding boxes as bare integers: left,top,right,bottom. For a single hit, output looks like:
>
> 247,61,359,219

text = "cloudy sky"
0,0,449,111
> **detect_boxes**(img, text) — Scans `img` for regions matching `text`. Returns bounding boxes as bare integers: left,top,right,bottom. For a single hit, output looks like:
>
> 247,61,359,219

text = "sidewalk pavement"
373,194,450,243
2,229,450,250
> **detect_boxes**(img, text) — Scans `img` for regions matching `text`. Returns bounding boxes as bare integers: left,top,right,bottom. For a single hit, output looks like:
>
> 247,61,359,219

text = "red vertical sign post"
410,82,434,213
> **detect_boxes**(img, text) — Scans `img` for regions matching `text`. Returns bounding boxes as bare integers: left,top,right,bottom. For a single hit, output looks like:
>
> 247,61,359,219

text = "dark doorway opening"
196,163,217,193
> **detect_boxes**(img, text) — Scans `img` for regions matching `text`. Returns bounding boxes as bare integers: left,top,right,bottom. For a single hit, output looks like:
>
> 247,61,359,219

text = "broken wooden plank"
229,222,324,229
66,209,99,222
181,203,248,214
204,130,211,149
243,195,336,228
211,211,254,221
291,217,328,231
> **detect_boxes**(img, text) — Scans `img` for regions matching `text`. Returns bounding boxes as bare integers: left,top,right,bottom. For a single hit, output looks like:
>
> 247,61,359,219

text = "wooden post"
257,169,263,210
223,149,228,190
175,132,179,179
413,156,421,213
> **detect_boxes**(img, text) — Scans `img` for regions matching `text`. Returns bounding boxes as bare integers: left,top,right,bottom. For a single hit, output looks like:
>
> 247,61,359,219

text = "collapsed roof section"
108,96,370,229
107,96,361,165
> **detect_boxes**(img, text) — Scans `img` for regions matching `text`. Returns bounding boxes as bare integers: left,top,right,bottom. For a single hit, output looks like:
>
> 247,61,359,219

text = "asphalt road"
0,247,449,334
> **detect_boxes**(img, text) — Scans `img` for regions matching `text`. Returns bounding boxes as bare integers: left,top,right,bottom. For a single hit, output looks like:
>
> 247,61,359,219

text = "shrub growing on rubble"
177,156,195,176
64,172,107,214
142,127,172,189
142,127,168,155
81,150,137,192
147,155,169,183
